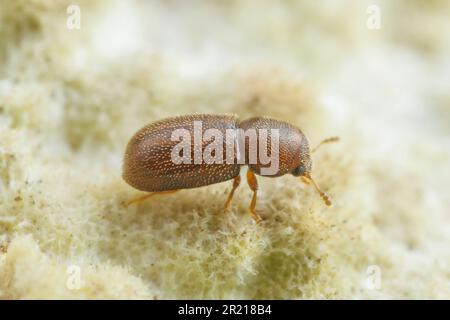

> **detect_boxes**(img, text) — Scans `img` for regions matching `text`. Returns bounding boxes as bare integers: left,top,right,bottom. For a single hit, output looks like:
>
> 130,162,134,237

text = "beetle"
122,114,338,223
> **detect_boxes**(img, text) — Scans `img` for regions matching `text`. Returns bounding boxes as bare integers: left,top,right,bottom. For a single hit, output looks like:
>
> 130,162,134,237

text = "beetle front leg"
246,170,262,223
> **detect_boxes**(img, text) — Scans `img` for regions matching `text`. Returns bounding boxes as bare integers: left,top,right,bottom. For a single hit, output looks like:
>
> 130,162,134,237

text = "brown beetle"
122,114,338,223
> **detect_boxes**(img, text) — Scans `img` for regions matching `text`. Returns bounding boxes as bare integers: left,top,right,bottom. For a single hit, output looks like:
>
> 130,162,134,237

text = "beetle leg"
124,190,178,207
224,175,241,213
246,170,262,223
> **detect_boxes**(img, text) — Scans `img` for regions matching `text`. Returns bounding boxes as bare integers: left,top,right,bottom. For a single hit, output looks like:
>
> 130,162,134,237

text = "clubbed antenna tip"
302,173,332,206
311,136,340,153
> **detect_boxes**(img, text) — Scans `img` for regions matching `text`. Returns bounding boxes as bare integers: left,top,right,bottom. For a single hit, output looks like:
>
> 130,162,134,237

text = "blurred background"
0,0,449,299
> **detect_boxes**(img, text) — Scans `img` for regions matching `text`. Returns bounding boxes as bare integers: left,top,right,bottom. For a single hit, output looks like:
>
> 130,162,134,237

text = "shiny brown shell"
122,114,241,192
239,117,308,177
122,114,309,192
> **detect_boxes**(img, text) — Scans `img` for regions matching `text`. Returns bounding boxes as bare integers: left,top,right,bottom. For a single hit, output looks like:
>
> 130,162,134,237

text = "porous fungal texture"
0,0,449,299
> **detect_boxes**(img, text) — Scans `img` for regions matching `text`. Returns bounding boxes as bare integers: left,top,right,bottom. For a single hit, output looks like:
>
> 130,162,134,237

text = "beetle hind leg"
123,190,178,207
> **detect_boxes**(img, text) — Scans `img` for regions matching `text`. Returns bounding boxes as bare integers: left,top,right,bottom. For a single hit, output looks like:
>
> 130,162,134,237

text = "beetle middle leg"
224,175,241,213
124,190,178,207
246,170,262,223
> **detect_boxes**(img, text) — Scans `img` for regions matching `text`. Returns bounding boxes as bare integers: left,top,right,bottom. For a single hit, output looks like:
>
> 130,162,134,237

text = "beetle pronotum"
122,114,338,223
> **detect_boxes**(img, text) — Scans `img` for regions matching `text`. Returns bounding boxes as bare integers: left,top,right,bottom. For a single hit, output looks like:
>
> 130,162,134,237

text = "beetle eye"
291,165,305,177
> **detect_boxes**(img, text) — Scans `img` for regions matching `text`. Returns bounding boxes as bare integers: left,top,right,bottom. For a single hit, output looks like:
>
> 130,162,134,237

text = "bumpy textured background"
0,0,449,299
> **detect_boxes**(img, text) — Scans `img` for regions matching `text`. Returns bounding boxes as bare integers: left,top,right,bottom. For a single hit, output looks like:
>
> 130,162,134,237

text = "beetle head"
290,134,312,177
291,136,339,207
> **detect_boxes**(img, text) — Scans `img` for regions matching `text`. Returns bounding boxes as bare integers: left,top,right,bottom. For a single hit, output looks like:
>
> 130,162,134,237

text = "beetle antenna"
303,173,332,206
311,136,339,153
